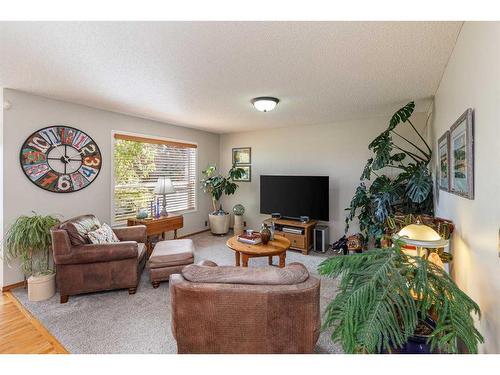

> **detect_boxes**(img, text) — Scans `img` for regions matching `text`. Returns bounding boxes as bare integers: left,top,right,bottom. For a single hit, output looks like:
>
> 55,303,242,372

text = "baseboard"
1,280,26,292
177,228,210,238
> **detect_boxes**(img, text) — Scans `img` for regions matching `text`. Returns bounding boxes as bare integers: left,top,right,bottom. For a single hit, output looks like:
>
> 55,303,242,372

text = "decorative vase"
136,208,148,219
234,215,244,236
260,224,271,245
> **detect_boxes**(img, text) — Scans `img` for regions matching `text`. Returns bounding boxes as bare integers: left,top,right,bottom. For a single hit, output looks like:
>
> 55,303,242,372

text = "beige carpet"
12,231,342,354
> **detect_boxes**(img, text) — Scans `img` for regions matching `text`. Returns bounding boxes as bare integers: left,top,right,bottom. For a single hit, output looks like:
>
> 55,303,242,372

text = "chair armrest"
51,228,72,258
113,225,147,243
54,242,138,265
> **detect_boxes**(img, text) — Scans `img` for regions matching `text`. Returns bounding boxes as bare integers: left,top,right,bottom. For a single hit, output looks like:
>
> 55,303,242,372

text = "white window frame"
111,130,198,226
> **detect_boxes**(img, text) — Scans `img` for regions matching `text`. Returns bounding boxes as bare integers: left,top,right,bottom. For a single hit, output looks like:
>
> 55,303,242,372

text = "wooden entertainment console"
263,218,317,255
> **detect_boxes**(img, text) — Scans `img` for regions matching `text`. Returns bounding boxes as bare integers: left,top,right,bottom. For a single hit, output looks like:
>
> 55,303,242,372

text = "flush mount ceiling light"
251,97,279,112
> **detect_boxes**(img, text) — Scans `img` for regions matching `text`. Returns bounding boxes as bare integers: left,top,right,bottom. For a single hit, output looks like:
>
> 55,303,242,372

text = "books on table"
237,232,262,245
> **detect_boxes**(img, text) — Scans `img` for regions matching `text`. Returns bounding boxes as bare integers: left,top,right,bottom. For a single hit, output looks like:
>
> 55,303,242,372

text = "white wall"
429,22,500,353
1,89,219,287
219,113,427,240
0,90,3,287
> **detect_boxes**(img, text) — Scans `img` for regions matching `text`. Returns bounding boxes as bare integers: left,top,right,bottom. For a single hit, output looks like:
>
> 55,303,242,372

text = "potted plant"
318,240,484,354
201,165,244,235
4,213,60,301
345,102,434,245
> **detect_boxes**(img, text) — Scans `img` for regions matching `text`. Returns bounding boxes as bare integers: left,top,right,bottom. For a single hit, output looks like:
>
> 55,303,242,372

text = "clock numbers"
40,172,59,188
83,155,101,167
20,126,101,193
80,143,97,156
28,137,51,153
57,175,72,191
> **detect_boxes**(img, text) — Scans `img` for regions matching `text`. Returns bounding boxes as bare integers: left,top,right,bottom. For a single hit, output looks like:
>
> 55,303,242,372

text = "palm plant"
346,102,434,241
201,165,244,212
4,213,60,277
318,241,483,354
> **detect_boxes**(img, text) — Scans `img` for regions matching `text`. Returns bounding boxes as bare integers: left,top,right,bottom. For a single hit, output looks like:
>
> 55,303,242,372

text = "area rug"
12,232,342,354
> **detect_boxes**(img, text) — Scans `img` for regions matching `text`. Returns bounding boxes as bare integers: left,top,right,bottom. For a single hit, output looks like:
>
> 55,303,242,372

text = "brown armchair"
169,261,321,353
50,214,147,303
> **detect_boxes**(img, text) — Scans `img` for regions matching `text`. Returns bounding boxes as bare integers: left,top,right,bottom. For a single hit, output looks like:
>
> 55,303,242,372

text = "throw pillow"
87,223,120,244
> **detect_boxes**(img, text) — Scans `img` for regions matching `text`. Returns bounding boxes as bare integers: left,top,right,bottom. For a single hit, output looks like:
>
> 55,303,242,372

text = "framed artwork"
449,109,474,199
437,131,450,191
232,147,251,165
234,165,251,182
20,125,102,193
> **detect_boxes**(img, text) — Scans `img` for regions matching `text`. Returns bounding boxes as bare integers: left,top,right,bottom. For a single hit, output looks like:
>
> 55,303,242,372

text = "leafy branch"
345,101,434,241
201,165,245,212
318,242,484,354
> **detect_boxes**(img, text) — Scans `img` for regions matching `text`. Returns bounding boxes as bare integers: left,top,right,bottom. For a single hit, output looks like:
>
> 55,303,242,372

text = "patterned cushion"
87,223,120,244
60,215,101,245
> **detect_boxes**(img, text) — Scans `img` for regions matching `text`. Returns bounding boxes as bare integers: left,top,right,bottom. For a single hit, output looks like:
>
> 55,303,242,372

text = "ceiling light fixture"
251,97,279,112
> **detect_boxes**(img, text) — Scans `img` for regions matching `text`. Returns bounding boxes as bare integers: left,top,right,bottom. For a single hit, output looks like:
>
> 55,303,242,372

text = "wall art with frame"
449,108,474,199
437,131,450,191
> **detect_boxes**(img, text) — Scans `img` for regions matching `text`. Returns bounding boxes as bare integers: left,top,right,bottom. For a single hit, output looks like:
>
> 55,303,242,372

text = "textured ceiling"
0,22,462,134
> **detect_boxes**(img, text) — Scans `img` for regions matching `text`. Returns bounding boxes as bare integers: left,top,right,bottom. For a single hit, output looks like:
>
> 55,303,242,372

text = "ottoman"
148,239,195,288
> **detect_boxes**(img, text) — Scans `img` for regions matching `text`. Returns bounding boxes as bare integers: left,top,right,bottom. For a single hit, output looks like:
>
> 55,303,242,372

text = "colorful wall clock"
20,126,102,193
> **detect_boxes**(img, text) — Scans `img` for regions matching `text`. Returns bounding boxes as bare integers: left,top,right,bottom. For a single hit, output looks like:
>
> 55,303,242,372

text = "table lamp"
154,176,175,216
392,220,449,258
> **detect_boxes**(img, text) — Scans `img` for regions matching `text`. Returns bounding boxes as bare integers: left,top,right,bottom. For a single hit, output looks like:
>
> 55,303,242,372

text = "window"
113,133,197,224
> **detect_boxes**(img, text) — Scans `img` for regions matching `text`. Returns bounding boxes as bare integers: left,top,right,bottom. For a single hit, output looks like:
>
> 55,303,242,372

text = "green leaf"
370,132,392,170
360,158,373,180
389,101,415,131
406,164,432,203
390,152,406,162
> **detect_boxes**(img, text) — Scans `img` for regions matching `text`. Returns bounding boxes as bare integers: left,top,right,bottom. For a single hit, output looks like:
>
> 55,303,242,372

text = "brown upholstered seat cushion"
182,262,309,285
59,214,101,246
148,239,195,269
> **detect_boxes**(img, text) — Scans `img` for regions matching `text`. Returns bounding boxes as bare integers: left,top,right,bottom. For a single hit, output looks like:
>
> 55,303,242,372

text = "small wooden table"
127,214,183,257
226,235,291,268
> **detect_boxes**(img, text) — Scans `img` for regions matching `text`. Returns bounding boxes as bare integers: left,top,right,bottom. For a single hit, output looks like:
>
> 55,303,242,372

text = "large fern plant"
4,213,60,277
318,242,483,354
346,102,434,241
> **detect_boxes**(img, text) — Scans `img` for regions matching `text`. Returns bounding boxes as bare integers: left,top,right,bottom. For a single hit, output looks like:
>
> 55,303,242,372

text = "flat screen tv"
260,175,329,221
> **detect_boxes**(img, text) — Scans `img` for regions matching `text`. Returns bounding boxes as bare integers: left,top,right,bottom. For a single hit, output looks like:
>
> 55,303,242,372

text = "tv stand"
263,217,317,255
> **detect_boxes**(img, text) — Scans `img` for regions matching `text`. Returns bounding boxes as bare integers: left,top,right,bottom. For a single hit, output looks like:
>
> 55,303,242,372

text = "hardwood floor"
0,291,68,354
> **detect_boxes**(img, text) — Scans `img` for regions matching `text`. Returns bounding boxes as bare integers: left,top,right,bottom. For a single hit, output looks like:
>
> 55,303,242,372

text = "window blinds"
113,133,197,224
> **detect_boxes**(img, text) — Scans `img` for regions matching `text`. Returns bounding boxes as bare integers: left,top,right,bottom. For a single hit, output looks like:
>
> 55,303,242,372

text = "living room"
1,1,500,372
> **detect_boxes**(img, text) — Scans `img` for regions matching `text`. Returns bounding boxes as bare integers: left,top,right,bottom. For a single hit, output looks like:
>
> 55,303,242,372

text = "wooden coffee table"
226,235,291,268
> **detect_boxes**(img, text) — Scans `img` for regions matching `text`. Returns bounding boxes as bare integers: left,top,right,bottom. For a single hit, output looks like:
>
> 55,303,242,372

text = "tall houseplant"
4,213,60,301
318,241,483,354
201,165,244,235
345,102,434,243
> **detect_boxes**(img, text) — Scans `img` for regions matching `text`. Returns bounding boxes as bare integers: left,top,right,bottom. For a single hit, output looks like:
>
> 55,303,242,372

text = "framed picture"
234,165,251,182
437,131,450,191
232,147,251,165
449,108,474,199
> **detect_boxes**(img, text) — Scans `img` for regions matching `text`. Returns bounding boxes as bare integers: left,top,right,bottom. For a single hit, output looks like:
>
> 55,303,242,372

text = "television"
260,175,329,221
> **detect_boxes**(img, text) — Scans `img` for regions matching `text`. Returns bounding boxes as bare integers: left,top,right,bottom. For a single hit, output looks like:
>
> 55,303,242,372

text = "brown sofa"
50,214,147,303
169,261,321,353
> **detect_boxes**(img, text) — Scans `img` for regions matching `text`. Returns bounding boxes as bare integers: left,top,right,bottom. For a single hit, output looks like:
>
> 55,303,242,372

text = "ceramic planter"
27,273,56,302
209,212,230,235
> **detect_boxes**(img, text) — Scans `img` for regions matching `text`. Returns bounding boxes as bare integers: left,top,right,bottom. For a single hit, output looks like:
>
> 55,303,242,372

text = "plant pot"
27,273,56,302
390,318,437,354
209,212,230,235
